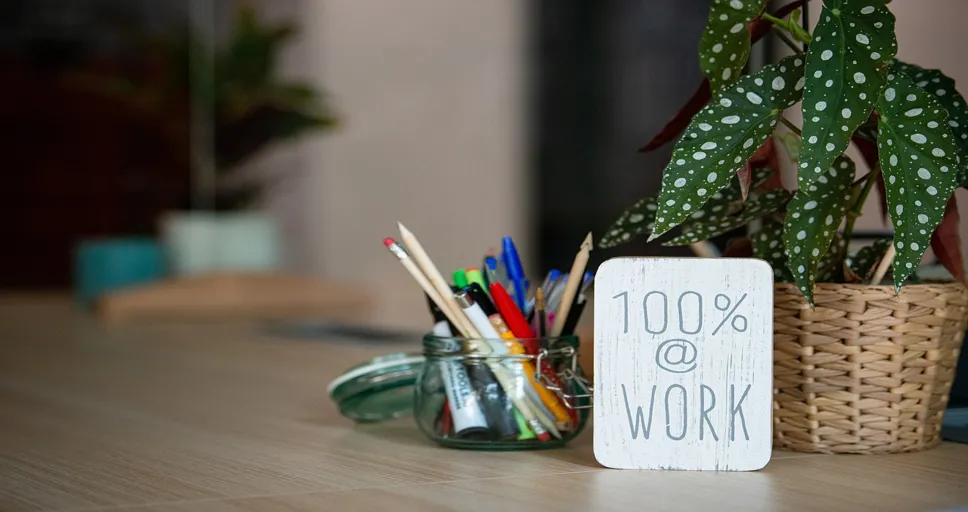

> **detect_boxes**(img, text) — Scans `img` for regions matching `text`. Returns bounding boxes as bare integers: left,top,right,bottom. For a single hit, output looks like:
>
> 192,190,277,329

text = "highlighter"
452,269,468,288
465,268,488,295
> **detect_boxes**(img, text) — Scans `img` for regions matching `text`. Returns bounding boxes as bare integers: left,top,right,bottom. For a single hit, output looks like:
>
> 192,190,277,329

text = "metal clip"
533,347,594,410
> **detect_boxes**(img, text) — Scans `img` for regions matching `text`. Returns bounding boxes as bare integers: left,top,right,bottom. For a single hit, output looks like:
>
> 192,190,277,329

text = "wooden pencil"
397,222,481,338
550,232,593,336
536,288,547,338
869,244,896,285
383,238,470,337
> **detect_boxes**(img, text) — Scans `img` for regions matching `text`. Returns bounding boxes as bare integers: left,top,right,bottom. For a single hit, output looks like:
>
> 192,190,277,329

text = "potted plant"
72,5,337,276
600,0,968,454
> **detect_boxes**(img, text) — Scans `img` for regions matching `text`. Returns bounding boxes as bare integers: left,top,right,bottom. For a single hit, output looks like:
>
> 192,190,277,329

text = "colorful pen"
501,237,529,312
455,291,555,441
560,293,587,336
462,283,497,316
540,269,562,297
427,298,489,438
491,282,577,425
580,271,594,295
536,288,548,338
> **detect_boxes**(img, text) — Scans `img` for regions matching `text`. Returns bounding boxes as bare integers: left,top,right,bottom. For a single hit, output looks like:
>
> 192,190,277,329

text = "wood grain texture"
1,295,967,511
594,258,774,471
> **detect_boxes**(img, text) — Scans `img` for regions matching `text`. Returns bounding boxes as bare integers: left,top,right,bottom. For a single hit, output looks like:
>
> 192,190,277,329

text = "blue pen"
483,255,500,286
541,269,562,297
501,236,528,311
580,271,595,295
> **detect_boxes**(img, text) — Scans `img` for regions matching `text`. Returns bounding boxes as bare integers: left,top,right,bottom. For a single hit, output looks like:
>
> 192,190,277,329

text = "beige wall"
291,0,530,329
260,1,968,327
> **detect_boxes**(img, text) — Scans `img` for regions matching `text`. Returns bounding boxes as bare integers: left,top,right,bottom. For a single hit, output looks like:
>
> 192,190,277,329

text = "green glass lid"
327,352,425,422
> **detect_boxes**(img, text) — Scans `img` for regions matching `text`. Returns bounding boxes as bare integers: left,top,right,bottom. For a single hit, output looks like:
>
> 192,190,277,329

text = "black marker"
433,291,517,439
461,283,497,316
560,293,587,336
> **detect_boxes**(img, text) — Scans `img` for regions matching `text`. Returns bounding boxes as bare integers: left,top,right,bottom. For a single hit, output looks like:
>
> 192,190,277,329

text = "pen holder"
416,334,592,450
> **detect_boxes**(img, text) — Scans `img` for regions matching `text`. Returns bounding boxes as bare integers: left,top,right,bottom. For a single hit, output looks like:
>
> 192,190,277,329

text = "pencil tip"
582,232,594,248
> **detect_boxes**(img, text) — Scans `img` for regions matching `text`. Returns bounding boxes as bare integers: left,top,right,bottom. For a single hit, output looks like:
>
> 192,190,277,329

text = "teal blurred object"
74,238,166,307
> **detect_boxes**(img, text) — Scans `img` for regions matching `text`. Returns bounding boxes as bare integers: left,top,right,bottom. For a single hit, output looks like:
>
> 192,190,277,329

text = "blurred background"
1,0,968,334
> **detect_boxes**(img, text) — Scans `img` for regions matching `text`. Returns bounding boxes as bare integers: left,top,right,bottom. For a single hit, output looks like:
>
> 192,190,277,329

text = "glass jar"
414,334,591,450
328,335,591,450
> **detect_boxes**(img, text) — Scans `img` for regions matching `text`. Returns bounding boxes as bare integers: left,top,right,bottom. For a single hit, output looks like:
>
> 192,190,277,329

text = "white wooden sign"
593,257,773,471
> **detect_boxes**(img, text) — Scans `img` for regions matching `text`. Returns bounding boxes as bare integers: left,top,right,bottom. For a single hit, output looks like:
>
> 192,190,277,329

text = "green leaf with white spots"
892,60,968,185
663,189,791,246
598,197,658,248
751,167,778,189
876,71,961,290
784,156,856,302
797,0,896,192
599,172,752,248
649,55,806,241
698,0,767,90
752,217,793,282
848,237,893,280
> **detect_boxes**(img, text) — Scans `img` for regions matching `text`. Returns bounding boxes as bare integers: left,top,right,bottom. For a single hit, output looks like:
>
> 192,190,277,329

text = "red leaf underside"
930,197,966,283
851,134,889,224
724,237,754,258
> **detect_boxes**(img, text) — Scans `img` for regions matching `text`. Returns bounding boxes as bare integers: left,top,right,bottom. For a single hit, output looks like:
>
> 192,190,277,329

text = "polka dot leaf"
663,189,791,246
751,167,779,189
600,171,751,248
892,60,968,186
798,0,897,193
783,155,855,303
598,197,658,248
698,0,768,91
876,71,961,290
751,217,793,282
649,55,806,241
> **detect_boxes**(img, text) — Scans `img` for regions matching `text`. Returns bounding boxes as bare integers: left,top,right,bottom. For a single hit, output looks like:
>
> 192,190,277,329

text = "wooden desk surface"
1,297,966,512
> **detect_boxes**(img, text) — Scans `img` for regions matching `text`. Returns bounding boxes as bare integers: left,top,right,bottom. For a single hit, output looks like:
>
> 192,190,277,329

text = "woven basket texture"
773,282,968,454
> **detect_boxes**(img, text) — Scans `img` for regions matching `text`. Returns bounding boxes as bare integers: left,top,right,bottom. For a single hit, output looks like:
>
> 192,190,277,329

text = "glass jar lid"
327,352,425,422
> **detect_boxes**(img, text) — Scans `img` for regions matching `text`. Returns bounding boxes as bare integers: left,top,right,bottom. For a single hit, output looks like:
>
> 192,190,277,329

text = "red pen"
489,283,535,343
491,282,577,424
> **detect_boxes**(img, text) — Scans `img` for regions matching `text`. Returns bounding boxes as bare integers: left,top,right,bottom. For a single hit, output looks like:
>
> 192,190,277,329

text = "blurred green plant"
68,4,337,210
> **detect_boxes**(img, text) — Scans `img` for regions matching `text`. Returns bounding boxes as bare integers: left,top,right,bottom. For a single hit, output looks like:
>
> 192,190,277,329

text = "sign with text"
593,257,773,471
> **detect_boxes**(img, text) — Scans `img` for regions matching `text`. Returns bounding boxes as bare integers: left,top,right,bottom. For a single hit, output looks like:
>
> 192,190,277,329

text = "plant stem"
773,28,804,54
760,12,786,26
842,164,882,246
779,116,802,136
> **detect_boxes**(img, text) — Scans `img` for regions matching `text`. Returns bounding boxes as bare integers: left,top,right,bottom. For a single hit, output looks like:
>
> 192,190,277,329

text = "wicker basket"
773,282,968,454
